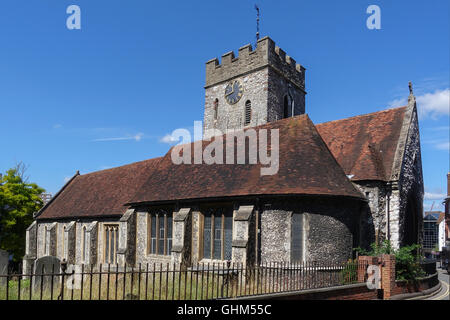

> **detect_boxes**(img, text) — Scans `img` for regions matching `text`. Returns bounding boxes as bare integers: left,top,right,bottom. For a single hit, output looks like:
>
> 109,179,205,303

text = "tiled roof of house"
36,157,163,220
316,106,407,181
128,115,364,205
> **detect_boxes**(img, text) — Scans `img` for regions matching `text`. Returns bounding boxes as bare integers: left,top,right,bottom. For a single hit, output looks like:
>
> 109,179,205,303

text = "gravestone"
33,256,61,292
0,250,8,287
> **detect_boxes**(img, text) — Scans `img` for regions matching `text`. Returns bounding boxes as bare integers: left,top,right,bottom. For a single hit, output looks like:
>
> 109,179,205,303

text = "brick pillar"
380,254,396,299
357,256,378,283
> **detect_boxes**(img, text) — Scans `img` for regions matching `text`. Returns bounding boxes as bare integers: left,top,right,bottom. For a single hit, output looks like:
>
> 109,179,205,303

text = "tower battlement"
205,36,306,90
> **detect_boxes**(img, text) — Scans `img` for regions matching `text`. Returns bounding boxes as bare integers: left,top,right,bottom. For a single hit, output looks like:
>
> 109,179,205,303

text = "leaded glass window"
291,213,304,263
202,207,233,261
104,225,118,264
147,209,173,256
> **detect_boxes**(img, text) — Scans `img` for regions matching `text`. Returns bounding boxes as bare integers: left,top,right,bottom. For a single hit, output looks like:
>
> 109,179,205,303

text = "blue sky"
0,0,448,211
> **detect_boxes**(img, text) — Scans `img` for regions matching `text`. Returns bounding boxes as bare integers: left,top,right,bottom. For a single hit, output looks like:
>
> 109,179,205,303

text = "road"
426,267,449,300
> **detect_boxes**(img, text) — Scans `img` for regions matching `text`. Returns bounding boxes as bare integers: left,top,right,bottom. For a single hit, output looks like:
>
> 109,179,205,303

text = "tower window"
244,100,252,125
283,95,289,119
213,99,219,120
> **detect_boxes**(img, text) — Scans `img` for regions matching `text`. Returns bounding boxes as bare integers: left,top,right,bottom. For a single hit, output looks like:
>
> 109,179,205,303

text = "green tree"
0,165,44,262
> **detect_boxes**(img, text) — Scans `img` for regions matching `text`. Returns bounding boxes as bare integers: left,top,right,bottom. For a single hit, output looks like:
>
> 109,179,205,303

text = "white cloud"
435,141,449,151
53,124,62,129
417,89,450,119
93,133,144,142
424,192,446,201
388,88,450,119
63,176,71,183
159,133,180,144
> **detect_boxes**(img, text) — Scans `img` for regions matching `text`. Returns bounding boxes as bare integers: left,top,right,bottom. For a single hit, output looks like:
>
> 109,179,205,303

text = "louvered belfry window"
244,100,251,125
202,207,233,260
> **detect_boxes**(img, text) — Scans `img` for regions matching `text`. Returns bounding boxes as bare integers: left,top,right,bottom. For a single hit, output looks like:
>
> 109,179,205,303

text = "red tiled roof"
128,115,364,204
316,107,407,181
37,157,163,220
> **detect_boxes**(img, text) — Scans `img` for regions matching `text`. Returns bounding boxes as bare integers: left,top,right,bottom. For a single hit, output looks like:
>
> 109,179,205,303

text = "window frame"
103,224,119,264
147,209,173,256
200,206,233,261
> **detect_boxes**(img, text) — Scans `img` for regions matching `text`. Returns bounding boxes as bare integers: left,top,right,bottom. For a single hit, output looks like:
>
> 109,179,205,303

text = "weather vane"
255,4,260,47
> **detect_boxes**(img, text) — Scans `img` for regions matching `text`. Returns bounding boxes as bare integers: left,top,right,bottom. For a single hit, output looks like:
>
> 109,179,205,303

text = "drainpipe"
386,182,392,243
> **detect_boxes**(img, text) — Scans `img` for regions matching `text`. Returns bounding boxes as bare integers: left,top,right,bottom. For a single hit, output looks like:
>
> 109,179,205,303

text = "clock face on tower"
224,80,244,105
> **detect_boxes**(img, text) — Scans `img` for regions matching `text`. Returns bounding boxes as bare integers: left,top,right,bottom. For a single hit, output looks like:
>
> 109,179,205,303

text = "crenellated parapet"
205,36,306,90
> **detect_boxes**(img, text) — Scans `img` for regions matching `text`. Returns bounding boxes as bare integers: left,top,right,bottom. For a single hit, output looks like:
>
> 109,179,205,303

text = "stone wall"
32,218,120,267
260,197,362,264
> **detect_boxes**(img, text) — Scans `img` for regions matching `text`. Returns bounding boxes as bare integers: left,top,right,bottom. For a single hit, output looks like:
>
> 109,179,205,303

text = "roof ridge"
316,106,407,126
79,156,163,176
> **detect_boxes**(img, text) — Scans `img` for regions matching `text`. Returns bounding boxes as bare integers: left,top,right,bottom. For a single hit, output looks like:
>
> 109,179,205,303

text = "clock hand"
226,86,234,97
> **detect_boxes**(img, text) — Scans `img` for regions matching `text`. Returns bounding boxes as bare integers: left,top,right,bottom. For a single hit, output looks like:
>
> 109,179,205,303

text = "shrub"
353,240,424,281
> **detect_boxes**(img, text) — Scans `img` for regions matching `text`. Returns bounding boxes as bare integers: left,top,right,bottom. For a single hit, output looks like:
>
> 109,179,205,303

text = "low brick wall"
391,272,439,297
233,283,379,300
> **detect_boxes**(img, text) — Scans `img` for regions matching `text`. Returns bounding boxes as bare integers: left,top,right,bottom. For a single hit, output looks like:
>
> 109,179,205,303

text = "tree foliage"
0,166,44,262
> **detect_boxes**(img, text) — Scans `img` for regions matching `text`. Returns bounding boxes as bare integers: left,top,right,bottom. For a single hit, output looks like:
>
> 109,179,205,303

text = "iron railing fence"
0,260,368,300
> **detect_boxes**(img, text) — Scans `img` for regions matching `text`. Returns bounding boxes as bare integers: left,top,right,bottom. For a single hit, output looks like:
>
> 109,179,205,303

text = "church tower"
203,36,306,136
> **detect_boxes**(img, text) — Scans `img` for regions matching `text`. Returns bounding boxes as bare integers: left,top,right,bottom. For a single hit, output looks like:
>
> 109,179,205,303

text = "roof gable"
316,106,407,181
37,157,162,220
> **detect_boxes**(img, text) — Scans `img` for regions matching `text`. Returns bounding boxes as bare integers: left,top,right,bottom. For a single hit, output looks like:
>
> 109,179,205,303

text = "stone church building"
23,37,423,272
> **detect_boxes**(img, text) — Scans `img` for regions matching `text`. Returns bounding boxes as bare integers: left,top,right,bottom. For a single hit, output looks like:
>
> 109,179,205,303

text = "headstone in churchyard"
33,256,61,293
0,249,8,287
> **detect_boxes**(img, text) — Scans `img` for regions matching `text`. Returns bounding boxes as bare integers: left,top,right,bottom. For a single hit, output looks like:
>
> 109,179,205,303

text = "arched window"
244,100,252,125
213,99,219,120
44,226,48,255
283,95,289,119
62,226,66,259
82,226,87,263
104,225,119,264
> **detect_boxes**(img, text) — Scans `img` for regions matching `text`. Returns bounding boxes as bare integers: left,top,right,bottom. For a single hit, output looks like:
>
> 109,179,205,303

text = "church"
23,37,424,272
